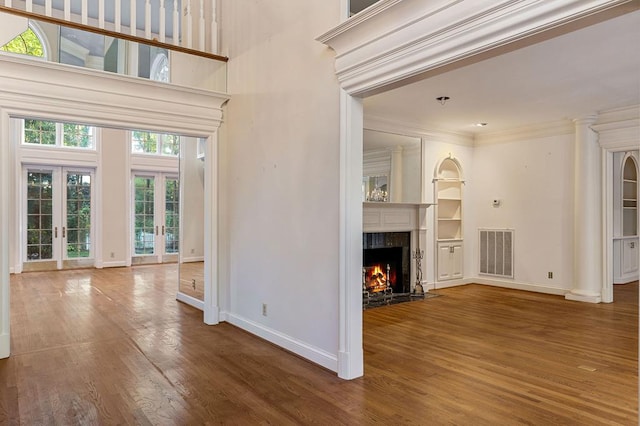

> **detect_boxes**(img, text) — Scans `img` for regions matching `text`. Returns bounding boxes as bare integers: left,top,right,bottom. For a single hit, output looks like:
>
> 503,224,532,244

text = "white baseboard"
182,256,204,263
614,273,639,284
176,292,204,311
0,333,9,359
101,261,128,268
471,277,568,296
427,277,568,296
224,312,338,373
9,267,14,274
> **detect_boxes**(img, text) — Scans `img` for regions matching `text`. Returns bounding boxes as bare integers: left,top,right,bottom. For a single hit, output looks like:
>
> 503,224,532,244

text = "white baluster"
130,0,137,36
145,0,151,39
173,0,179,46
115,0,121,32
210,0,217,54
184,0,193,49
26,0,32,13
198,0,205,51
98,0,105,29
45,0,52,17
64,0,70,21
81,0,88,25
159,0,166,43
4,1,11,9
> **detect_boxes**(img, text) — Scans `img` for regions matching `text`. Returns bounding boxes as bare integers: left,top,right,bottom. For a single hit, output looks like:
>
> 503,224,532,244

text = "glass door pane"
134,176,156,255
66,172,92,258
165,177,179,254
26,171,54,261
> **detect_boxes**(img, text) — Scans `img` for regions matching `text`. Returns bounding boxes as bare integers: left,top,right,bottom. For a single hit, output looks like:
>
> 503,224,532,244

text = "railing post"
130,0,137,36
81,0,88,25
198,0,205,52
210,0,217,54
159,0,166,43
115,0,121,32
64,0,70,21
4,1,11,9
184,0,192,49
26,0,32,13
145,0,151,39
45,0,52,17
173,0,179,46
98,0,105,29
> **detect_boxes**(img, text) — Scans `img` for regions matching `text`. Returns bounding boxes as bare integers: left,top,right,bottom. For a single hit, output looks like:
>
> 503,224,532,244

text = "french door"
23,166,94,271
132,172,179,264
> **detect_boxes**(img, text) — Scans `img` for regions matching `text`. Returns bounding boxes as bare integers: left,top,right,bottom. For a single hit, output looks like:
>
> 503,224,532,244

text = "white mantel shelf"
363,202,433,208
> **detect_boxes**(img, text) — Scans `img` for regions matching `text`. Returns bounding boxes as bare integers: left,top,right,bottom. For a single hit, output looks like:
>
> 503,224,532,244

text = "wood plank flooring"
1,266,637,425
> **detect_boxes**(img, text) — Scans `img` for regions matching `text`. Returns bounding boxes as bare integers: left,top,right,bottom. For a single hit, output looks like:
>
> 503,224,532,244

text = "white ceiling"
363,10,640,137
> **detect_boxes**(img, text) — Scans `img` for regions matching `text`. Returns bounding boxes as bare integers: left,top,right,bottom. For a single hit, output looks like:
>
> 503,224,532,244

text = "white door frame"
0,56,228,359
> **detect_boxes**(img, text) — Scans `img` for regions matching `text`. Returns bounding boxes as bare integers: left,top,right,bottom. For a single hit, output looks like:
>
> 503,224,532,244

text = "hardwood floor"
1,267,637,425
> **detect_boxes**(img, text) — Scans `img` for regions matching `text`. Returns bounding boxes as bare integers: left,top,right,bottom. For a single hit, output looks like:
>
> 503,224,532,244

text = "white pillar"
390,145,403,203
566,115,602,303
0,110,10,359
337,90,363,380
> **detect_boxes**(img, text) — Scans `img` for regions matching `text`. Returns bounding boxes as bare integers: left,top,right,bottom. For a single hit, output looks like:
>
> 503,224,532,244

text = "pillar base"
565,291,602,304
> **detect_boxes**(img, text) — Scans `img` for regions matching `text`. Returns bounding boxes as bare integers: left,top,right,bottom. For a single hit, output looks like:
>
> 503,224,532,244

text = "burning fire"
365,264,391,293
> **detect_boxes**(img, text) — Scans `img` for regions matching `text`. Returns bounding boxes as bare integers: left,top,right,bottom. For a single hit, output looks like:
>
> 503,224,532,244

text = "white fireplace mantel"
363,202,431,233
363,202,432,292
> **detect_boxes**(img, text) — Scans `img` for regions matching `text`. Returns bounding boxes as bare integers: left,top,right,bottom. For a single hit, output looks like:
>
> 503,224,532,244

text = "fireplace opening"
363,232,411,295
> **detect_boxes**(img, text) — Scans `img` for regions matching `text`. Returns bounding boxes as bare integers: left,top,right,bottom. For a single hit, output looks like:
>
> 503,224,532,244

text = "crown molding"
364,115,474,146
0,54,229,136
474,120,575,146
318,0,638,97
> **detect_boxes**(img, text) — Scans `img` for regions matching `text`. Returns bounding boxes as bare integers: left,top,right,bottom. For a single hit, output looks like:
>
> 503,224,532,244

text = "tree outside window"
132,131,179,156
23,119,96,149
1,28,44,57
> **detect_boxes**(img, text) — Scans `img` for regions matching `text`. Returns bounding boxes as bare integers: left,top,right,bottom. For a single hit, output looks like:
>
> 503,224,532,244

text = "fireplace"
363,232,411,295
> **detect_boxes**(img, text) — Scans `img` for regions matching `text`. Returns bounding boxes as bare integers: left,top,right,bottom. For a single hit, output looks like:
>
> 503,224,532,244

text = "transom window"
131,131,180,156
1,27,44,58
22,119,96,149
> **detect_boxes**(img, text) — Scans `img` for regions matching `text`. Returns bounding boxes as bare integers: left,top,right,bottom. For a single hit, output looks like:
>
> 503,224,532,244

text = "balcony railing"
0,0,223,59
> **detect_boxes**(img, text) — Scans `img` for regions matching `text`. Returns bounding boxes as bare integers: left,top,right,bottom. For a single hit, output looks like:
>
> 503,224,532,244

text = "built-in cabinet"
613,152,639,284
435,157,463,281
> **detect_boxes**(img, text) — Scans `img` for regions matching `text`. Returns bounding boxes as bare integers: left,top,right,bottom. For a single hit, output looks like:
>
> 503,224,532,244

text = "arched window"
1,24,47,59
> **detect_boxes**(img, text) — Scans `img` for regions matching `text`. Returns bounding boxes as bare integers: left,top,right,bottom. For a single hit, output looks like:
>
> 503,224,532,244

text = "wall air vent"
479,229,514,278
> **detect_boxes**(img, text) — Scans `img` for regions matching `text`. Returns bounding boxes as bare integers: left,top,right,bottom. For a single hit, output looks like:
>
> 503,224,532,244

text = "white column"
566,115,602,303
0,110,10,359
390,146,403,203
337,90,364,380
203,132,219,325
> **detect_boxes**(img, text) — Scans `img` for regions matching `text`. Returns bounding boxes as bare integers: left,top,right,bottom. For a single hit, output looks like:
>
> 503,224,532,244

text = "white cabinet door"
437,241,463,281
622,238,639,275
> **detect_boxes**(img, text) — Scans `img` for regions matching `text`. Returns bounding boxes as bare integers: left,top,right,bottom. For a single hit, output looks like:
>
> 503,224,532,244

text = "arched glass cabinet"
614,152,639,284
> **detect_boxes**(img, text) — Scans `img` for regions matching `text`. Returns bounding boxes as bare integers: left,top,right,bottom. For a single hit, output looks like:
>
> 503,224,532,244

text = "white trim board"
176,292,205,311
224,312,338,373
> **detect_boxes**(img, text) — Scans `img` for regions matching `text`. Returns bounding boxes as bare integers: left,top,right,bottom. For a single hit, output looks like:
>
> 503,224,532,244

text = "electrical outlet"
262,303,267,317
192,279,196,289
110,252,115,258
191,248,195,254
548,272,553,279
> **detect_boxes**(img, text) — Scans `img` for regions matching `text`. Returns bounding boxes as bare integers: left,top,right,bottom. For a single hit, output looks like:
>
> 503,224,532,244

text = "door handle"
55,227,58,238
162,225,165,235
62,227,66,238
155,225,159,236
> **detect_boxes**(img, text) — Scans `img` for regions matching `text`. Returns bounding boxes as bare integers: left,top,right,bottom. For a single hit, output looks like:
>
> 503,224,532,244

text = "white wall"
219,0,343,370
470,133,575,291
100,128,130,266
181,137,205,261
